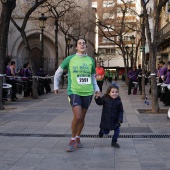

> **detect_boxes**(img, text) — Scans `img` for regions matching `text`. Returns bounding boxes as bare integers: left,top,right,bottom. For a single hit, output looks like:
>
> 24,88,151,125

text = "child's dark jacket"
95,96,123,130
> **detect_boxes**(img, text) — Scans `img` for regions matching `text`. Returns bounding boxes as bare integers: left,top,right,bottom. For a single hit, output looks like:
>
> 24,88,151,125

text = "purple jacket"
159,66,167,77
164,70,170,84
128,70,138,81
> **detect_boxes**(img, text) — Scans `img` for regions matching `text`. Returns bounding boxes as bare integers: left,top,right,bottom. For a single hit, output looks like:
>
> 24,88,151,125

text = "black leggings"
97,81,104,92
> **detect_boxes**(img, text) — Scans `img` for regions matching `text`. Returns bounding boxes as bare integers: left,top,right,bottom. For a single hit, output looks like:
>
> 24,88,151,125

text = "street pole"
141,15,146,99
131,44,133,69
38,13,47,69
41,27,44,68
67,45,69,56
55,19,58,69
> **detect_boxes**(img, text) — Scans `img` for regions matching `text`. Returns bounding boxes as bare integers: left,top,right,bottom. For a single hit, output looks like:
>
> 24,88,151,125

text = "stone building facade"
1,0,95,75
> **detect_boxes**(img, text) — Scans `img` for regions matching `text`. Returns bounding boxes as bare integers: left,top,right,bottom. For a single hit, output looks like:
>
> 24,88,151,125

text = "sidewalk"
0,81,170,170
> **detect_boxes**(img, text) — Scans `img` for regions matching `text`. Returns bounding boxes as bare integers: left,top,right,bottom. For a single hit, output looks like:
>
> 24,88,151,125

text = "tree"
141,0,169,112
96,0,138,84
44,0,78,68
0,0,16,110
11,0,47,99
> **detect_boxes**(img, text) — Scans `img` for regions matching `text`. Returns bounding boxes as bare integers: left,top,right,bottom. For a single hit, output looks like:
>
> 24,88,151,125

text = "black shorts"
68,94,93,109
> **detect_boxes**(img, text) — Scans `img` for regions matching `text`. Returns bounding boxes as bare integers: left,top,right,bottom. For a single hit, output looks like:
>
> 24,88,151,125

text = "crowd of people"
156,60,170,106
3,60,51,102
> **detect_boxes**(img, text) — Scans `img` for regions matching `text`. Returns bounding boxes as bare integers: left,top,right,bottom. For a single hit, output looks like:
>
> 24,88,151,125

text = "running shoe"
111,142,120,148
66,140,75,152
75,137,83,148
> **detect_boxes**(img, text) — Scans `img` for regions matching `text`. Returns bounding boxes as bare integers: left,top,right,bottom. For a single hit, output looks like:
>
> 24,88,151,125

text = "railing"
158,22,170,44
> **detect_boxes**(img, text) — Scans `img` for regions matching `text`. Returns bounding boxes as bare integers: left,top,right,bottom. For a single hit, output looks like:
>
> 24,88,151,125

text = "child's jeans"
102,127,120,143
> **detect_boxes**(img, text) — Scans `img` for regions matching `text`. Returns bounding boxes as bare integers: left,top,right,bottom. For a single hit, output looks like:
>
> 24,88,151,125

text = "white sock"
76,136,80,139
71,137,76,140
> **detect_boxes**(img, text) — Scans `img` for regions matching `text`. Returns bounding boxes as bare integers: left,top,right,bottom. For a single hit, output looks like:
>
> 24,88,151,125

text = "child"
95,85,123,148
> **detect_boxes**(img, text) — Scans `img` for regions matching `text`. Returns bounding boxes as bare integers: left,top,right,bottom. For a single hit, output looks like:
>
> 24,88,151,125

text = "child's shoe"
111,142,120,148
98,129,103,138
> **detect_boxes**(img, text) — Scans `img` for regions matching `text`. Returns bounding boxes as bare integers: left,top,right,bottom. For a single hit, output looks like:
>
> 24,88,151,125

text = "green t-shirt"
60,54,96,96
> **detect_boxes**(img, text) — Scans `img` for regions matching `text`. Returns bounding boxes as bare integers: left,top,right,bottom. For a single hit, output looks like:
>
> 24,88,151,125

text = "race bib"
77,75,91,84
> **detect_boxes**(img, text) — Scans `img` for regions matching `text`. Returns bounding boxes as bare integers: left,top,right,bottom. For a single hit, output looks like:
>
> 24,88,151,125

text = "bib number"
77,75,91,84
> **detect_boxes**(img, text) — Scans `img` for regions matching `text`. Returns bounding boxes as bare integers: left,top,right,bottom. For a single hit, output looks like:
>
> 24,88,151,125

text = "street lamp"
66,36,71,56
38,13,47,68
130,35,135,69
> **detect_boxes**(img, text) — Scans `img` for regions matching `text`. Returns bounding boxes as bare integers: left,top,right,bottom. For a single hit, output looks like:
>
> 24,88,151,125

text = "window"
117,8,123,17
103,25,115,31
103,13,115,19
92,2,97,8
117,8,136,17
106,48,115,54
117,0,134,4
102,37,114,43
123,36,130,41
103,1,115,7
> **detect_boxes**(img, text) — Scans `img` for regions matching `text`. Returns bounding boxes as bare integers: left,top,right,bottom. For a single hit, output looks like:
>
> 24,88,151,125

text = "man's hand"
54,89,59,94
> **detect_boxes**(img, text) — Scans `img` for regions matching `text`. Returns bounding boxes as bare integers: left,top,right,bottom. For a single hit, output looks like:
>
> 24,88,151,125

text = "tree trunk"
150,43,159,112
141,18,146,100
21,32,38,99
0,0,16,110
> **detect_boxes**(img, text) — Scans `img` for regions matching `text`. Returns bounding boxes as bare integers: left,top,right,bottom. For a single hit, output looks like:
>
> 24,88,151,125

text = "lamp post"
130,35,135,69
66,37,71,56
38,13,47,68
125,45,130,73
108,56,112,67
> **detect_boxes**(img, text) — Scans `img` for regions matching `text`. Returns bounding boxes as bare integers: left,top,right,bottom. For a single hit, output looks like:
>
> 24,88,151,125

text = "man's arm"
92,74,100,92
54,66,63,93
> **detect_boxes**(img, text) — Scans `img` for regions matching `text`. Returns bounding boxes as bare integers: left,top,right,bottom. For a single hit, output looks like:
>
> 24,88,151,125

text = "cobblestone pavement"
0,81,170,170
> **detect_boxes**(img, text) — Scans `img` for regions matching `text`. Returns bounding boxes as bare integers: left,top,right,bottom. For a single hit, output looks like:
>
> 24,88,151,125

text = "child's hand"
95,91,101,98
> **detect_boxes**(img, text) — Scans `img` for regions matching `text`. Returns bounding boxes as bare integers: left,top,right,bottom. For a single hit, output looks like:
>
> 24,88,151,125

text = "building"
92,0,137,77
1,0,95,75
136,0,170,70
157,1,170,64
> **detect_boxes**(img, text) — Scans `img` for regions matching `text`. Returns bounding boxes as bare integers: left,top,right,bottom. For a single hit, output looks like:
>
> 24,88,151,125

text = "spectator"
95,62,105,92
127,66,138,95
5,61,18,101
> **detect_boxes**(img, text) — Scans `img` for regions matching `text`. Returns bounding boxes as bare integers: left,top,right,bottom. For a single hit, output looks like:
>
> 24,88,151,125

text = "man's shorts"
68,94,93,109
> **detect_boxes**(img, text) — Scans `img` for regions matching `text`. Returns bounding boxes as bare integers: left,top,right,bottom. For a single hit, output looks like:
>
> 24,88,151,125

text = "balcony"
157,22,170,45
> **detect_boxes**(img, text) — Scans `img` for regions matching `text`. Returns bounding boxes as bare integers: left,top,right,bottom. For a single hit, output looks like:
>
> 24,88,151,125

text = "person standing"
95,85,123,148
161,61,170,106
54,38,100,152
95,62,105,92
5,61,18,101
127,66,138,95
137,65,142,94
23,63,32,97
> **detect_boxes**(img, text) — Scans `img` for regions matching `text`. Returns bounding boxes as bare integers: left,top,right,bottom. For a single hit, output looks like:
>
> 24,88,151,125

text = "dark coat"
95,95,123,130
